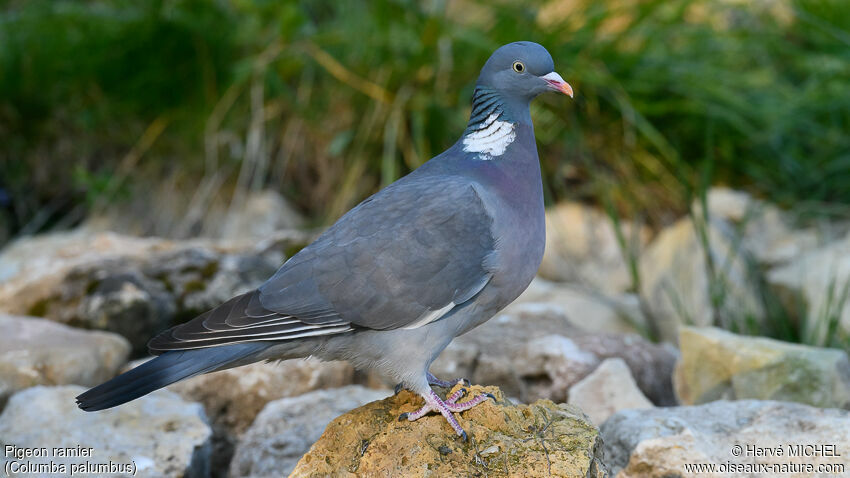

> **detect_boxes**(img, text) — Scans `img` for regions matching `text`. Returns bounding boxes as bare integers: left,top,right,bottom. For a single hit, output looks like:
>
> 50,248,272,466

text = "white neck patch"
462,114,516,160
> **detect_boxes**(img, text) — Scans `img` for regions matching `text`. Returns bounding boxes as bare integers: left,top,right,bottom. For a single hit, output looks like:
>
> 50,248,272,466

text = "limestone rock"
289,385,607,478
229,385,389,478
601,400,850,477
167,359,355,474
568,358,654,425
694,187,822,267
540,202,649,294
639,216,764,342
85,188,304,241
674,326,850,408
429,304,676,405
0,229,310,352
170,359,355,435
511,278,647,335
0,385,212,478
516,335,601,404
767,232,850,344
218,190,305,240
0,314,130,407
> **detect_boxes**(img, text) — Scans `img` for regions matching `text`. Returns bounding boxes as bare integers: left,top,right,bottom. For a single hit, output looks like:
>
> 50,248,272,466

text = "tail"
76,342,270,411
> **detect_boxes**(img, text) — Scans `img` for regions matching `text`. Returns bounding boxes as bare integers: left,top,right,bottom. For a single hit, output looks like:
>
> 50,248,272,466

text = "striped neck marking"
462,114,516,159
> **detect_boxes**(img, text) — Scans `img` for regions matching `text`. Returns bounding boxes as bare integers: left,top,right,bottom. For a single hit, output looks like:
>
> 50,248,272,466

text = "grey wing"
260,176,499,329
147,175,498,352
147,290,352,352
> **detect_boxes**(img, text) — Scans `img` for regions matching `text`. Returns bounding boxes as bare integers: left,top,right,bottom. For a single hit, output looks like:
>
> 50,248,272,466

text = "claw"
484,392,496,400
460,430,468,442
462,378,471,386
394,383,404,395
398,412,409,422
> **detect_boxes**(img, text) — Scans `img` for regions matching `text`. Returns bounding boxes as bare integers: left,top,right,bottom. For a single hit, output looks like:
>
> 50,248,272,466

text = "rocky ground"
1,187,849,477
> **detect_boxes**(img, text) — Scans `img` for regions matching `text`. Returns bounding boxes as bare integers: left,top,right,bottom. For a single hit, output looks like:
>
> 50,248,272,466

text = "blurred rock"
0,314,130,408
767,232,850,342
85,188,305,241
511,277,647,335
0,229,311,353
165,359,355,476
539,202,649,294
568,358,654,425
217,190,305,240
289,385,606,478
0,385,212,478
515,335,600,404
429,305,676,405
169,359,355,435
601,400,850,477
229,385,389,478
674,326,850,408
639,216,764,342
695,187,821,267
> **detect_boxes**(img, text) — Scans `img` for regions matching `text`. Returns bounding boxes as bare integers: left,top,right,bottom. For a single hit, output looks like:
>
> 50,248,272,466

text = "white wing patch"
462,114,516,160
402,302,456,330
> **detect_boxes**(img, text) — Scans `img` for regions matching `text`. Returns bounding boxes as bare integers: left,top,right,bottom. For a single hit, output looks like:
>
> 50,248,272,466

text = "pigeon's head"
476,42,573,101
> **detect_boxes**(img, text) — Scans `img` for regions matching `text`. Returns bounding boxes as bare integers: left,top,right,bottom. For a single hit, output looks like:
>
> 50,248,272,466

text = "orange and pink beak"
541,72,574,98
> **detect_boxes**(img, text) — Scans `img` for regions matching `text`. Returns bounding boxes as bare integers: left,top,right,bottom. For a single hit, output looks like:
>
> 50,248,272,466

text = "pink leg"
445,387,467,404
444,392,494,412
398,388,495,440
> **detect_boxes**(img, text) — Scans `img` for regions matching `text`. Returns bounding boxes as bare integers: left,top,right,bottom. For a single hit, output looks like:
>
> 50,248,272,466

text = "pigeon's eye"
512,61,525,73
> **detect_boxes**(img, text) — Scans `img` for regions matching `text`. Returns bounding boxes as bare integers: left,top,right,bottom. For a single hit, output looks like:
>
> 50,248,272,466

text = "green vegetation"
2,0,850,238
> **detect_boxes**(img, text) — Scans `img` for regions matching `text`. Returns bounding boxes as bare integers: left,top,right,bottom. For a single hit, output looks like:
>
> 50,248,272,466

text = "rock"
694,187,822,267
0,229,311,353
229,385,390,478
218,190,305,240
767,232,850,344
289,385,607,478
85,188,305,241
600,400,850,477
0,385,212,478
511,278,648,335
568,358,654,425
0,314,130,407
166,359,355,475
539,202,649,294
674,326,850,408
428,303,676,405
569,333,678,406
515,335,601,404
639,216,765,342
169,358,355,435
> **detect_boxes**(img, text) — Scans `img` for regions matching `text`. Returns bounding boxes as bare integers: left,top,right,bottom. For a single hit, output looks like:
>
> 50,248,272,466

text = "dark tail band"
76,342,269,411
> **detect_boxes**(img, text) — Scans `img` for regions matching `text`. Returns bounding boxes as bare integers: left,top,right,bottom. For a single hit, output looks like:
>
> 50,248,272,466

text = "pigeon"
76,41,573,440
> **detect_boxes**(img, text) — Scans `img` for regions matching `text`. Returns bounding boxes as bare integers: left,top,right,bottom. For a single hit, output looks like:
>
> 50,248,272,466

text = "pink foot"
398,388,496,440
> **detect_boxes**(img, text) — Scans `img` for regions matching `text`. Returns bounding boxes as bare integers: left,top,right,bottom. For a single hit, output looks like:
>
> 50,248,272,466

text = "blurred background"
2,1,850,475
3,0,849,241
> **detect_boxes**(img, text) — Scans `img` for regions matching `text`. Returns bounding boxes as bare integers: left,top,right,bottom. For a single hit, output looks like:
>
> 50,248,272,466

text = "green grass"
1,0,850,237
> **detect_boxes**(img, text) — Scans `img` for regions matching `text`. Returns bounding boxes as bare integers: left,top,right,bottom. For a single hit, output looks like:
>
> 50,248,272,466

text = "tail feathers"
76,342,269,411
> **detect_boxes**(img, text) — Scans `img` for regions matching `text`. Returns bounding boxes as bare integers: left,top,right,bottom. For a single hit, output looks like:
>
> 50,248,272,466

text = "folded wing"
148,175,498,353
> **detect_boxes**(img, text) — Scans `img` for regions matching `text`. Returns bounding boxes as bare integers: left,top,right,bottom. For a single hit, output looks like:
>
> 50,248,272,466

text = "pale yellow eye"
512,61,525,73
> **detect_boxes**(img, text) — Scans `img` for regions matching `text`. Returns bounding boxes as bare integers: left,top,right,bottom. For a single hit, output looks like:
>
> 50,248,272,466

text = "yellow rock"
290,385,607,478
